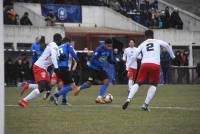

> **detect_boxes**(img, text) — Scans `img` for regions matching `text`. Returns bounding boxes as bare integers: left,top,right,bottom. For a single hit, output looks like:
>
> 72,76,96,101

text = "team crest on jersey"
41,72,46,78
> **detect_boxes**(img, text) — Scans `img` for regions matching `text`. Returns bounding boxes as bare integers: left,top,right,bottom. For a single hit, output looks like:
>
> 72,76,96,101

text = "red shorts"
51,72,57,81
136,63,160,84
127,68,137,80
51,71,63,83
33,64,50,83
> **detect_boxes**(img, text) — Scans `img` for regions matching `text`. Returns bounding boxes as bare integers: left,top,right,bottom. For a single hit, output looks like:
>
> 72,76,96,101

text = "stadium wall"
4,25,65,50
14,3,147,32
158,0,200,31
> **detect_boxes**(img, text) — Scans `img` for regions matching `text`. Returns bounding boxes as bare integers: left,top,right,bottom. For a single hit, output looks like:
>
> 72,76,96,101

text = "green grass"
5,85,200,134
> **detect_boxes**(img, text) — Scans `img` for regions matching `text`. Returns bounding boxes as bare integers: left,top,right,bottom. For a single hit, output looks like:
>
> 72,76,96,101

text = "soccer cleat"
50,95,58,105
95,97,106,104
43,91,51,100
19,82,29,95
18,99,28,108
122,99,131,110
73,87,80,96
141,103,150,111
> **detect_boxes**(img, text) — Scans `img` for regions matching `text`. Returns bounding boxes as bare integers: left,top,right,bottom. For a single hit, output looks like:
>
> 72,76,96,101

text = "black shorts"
87,68,108,82
59,67,74,84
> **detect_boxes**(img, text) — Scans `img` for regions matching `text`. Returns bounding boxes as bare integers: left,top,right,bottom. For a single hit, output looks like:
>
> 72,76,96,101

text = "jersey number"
146,43,154,51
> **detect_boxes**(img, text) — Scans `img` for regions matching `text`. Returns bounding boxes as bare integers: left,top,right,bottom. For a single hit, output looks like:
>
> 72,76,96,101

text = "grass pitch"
5,85,200,134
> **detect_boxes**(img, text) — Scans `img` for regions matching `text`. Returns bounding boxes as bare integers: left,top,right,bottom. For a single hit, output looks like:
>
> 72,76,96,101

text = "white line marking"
5,104,200,111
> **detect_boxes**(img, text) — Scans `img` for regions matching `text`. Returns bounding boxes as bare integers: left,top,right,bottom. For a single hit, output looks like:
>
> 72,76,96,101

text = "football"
103,93,114,103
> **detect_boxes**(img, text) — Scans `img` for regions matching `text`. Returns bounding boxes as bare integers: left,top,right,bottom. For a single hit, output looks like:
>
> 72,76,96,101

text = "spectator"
5,58,16,86
4,7,18,25
160,47,171,84
21,56,31,81
164,6,171,28
15,58,25,83
169,8,183,29
20,12,33,25
45,11,56,26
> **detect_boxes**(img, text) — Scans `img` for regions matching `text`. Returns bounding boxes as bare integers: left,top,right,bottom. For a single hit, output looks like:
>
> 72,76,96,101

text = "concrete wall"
158,0,200,31
14,3,147,32
4,25,65,49
154,29,200,46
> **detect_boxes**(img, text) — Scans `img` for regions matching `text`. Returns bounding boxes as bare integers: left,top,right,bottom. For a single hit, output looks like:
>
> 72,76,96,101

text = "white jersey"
133,39,175,65
123,47,138,70
34,42,59,69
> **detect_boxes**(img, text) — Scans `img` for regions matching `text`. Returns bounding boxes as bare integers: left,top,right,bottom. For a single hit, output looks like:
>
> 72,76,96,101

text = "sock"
56,85,72,97
98,84,108,97
144,85,157,105
24,88,40,102
79,82,89,90
128,79,133,91
29,84,38,89
62,92,67,102
128,83,139,99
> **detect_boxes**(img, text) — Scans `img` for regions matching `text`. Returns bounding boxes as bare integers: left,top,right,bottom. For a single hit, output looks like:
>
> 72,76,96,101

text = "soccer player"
18,33,62,108
50,36,80,105
122,30,175,111
122,39,140,91
73,38,115,104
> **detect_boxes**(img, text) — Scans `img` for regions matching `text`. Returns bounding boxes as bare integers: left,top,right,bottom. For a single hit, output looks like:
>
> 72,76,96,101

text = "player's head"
62,36,71,44
129,39,135,48
53,33,62,46
104,38,112,49
145,30,154,39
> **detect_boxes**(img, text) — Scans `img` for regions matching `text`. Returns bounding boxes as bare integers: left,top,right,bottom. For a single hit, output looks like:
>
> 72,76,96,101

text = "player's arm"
72,58,78,71
159,40,175,59
122,49,127,62
68,46,80,63
50,46,59,69
107,50,116,64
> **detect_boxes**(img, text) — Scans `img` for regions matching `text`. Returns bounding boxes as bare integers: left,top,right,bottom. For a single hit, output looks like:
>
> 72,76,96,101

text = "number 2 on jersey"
146,43,154,51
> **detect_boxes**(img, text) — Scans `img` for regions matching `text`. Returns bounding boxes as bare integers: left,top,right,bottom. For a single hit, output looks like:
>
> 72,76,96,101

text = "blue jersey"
88,44,114,70
31,42,43,63
58,43,79,68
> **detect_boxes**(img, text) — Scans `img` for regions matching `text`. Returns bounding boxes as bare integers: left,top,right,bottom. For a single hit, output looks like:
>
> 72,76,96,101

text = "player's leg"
95,70,110,104
127,68,137,91
142,64,160,111
19,80,48,108
122,64,147,110
73,69,95,96
19,65,50,108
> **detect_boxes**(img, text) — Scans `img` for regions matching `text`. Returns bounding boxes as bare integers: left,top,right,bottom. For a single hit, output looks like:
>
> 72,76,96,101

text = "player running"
73,38,116,104
122,30,175,111
122,39,140,91
50,36,80,105
18,33,62,108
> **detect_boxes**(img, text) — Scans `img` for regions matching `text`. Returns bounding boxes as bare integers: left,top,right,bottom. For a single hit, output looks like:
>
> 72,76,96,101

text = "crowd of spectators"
4,6,33,25
4,0,183,29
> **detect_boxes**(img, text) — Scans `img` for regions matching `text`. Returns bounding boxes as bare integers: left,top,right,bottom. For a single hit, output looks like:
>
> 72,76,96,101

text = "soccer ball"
103,93,114,103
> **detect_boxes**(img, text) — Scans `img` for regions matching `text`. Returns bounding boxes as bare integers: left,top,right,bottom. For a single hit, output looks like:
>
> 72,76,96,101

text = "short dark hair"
62,36,71,43
53,33,62,45
145,30,154,39
105,38,112,44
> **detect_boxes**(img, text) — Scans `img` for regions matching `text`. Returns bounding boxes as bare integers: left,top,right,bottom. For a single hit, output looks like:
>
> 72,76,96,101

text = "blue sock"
98,84,108,96
62,92,67,101
56,85,72,97
80,82,89,90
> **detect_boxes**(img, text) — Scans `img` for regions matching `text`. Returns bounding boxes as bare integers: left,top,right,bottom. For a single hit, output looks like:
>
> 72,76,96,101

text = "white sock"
128,79,133,91
144,85,157,105
128,83,139,99
24,88,40,102
29,84,38,89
